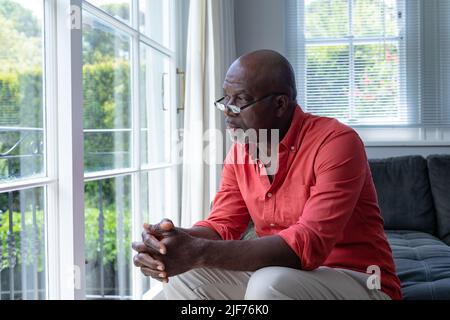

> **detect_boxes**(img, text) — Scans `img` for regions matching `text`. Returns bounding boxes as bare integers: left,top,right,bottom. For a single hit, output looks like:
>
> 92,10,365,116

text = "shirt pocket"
276,185,311,227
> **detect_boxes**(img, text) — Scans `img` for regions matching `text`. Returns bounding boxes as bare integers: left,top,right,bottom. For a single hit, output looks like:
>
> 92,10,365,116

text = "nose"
223,106,238,117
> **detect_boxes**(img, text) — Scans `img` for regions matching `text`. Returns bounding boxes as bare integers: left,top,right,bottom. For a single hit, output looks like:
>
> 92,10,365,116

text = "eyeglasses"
214,92,286,115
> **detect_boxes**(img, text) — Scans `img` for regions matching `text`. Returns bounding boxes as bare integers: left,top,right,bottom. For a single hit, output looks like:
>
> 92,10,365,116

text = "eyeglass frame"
214,92,287,115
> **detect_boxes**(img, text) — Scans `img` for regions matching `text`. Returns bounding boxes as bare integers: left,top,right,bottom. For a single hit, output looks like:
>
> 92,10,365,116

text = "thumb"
159,219,175,232
144,219,175,236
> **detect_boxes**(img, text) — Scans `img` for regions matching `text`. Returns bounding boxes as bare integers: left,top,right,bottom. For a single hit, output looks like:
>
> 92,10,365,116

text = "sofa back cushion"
427,155,450,245
369,156,436,234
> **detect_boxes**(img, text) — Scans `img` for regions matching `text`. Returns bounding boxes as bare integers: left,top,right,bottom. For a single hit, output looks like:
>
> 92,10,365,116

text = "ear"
274,95,291,118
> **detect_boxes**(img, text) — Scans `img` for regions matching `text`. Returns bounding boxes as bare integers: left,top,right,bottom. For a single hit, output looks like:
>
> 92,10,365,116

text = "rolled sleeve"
278,129,368,270
193,146,250,240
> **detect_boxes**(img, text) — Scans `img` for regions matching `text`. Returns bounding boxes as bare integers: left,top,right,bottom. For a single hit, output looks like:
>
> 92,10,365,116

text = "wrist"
192,237,210,268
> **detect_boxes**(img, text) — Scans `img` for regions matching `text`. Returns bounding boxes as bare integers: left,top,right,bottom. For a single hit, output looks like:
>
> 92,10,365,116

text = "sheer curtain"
180,0,236,227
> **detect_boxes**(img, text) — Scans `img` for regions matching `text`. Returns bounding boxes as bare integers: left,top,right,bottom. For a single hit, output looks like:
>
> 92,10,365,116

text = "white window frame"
0,0,180,300
300,0,405,126
287,0,450,145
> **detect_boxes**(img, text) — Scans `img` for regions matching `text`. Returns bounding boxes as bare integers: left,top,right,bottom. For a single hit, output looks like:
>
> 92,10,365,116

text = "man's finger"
139,230,167,255
159,219,175,231
140,267,169,283
132,241,162,257
133,253,165,271
132,241,150,253
146,219,175,237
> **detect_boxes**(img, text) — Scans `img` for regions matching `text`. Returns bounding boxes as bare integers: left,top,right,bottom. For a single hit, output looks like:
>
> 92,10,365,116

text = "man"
132,50,402,300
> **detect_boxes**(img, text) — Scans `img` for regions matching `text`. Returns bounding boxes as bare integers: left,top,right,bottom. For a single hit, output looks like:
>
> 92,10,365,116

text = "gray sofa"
369,155,450,300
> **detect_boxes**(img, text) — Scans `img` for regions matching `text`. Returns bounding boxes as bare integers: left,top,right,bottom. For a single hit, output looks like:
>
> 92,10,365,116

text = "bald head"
226,50,297,101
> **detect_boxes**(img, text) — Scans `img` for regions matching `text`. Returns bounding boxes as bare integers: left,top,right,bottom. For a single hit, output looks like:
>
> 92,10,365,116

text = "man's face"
222,63,277,136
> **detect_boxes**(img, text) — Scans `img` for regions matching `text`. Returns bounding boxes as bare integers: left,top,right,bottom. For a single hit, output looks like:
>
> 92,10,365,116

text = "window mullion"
130,0,143,300
54,0,85,300
43,0,60,300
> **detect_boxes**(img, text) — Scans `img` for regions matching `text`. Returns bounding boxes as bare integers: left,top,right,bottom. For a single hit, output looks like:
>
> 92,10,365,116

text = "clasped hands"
132,219,202,283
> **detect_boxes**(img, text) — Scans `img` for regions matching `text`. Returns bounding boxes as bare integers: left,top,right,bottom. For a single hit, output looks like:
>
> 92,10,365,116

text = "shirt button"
267,192,273,198
270,223,276,227
259,163,263,169
291,146,295,152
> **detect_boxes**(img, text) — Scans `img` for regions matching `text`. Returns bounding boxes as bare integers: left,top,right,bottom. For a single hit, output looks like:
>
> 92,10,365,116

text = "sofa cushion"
427,155,450,245
369,156,436,234
241,220,257,240
386,230,450,300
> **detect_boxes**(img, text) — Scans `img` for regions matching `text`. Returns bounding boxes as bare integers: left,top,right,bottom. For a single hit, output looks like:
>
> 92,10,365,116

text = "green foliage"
1,59,132,269
1,60,131,177
0,68,43,127
306,0,397,38
306,0,349,38
0,189,45,271
0,207,131,270
99,3,130,22
83,60,130,129
83,59,131,172
85,207,131,266
0,179,132,270
84,177,132,265
83,8,130,66
0,9,41,73
0,72,20,126
0,0,40,37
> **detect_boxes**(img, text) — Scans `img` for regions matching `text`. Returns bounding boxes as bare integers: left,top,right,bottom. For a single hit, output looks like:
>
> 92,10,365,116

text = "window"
0,0,180,300
288,0,406,125
83,11,132,174
0,0,47,300
287,0,450,135
82,0,178,300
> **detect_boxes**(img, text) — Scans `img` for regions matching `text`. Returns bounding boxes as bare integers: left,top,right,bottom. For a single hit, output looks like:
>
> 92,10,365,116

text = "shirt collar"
279,105,306,153
242,105,307,159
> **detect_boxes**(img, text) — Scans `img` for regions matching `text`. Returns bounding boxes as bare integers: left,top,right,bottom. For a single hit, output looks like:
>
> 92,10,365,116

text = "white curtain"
181,0,236,227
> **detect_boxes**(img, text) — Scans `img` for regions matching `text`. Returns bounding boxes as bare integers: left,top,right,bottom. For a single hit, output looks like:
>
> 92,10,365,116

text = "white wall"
233,0,450,159
234,0,287,57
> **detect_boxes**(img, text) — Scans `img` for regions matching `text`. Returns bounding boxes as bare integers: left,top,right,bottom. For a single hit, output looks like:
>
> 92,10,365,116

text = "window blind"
286,0,450,128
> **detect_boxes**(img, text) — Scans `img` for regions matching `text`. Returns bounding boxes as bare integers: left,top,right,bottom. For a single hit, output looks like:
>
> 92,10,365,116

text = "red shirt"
194,106,402,300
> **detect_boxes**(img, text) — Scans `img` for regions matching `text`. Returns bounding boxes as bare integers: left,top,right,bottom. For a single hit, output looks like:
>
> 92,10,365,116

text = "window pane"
0,187,46,300
85,175,131,299
0,0,44,182
140,44,172,166
353,0,399,37
83,12,132,173
140,169,176,293
305,0,348,38
306,45,350,118
139,0,171,48
87,0,130,23
354,43,400,122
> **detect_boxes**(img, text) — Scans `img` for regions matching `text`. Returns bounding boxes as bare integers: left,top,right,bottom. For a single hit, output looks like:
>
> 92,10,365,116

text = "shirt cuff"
278,226,317,271
193,220,240,241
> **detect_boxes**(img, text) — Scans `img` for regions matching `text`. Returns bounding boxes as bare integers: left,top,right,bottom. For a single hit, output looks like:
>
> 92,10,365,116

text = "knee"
245,267,296,300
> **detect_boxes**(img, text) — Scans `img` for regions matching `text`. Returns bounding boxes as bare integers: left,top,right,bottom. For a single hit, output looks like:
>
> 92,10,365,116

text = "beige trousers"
163,266,391,300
